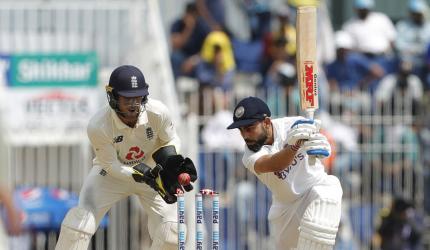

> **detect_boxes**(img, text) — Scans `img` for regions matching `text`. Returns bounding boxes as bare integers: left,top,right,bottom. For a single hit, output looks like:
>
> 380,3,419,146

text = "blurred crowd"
168,0,430,249
169,0,430,112
1,0,430,249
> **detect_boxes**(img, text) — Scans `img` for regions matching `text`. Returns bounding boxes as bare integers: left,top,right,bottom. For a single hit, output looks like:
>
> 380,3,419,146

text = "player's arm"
154,103,197,187
252,119,325,174
254,145,300,174
134,102,197,203
87,122,158,189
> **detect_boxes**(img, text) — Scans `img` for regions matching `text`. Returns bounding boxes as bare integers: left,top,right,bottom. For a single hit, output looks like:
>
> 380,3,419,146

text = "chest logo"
146,127,154,140
113,135,123,143
125,146,145,160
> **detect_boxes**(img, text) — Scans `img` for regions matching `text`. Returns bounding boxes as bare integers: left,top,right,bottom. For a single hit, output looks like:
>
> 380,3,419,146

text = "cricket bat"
296,6,318,120
297,6,319,165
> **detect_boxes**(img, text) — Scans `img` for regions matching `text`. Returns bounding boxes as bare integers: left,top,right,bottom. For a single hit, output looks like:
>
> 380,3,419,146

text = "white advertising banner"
2,88,102,145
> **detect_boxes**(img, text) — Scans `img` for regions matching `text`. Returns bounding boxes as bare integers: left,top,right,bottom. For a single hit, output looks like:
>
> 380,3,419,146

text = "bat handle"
306,109,316,166
306,109,315,120
308,155,316,166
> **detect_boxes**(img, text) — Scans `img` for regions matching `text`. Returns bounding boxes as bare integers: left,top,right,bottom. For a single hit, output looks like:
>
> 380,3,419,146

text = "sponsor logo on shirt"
274,153,304,180
125,146,145,161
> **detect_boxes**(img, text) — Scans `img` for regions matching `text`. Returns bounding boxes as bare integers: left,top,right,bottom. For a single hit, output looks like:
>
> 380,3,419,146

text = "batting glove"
287,119,320,146
303,132,331,158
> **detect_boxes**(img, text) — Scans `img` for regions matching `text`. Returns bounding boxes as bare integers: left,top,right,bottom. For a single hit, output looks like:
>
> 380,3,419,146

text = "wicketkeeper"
55,65,197,250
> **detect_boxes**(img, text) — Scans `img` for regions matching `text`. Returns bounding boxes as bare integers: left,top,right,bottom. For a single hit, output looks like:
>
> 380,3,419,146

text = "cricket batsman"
227,96,342,249
55,65,197,250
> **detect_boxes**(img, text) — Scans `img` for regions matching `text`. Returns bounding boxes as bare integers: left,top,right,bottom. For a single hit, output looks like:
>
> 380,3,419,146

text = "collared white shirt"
242,117,327,204
396,19,430,66
87,98,180,181
343,12,396,54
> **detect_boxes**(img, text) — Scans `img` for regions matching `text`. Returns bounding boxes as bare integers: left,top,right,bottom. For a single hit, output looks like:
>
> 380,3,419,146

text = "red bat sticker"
304,61,317,106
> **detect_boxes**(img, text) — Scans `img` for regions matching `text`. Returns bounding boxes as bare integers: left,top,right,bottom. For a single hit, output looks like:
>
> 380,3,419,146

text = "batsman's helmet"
106,65,149,112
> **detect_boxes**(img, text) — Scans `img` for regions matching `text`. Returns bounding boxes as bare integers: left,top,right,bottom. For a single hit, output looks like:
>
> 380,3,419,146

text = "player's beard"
245,129,268,152
120,105,141,118
118,104,143,126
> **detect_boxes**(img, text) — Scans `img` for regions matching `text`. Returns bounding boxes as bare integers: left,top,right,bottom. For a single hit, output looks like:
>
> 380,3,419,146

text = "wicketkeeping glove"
131,163,179,204
303,132,331,158
157,155,198,201
130,162,158,189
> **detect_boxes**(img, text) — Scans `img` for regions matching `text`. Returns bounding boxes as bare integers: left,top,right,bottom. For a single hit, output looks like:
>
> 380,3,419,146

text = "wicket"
177,189,220,250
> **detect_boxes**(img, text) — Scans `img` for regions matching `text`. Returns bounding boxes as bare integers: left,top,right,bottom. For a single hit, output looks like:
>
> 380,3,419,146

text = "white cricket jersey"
87,98,180,181
242,117,327,204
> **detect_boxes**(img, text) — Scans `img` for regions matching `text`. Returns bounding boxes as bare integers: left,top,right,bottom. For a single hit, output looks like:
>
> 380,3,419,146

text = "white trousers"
268,175,342,250
78,166,178,248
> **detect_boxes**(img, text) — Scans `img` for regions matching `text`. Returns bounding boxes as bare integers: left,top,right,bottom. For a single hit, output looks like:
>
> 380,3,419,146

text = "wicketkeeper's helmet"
106,65,149,112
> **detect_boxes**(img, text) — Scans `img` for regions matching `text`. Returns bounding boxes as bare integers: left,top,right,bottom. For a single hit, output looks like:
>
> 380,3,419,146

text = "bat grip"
306,109,315,120
306,109,316,166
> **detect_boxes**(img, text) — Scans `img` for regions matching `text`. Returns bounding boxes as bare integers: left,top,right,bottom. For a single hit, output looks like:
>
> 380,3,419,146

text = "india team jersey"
242,117,327,203
87,98,179,181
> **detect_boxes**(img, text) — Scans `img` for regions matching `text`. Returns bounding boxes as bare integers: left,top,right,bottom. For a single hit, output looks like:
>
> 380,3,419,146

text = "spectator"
371,117,421,197
374,60,423,116
196,30,235,114
343,0,396,56
418,116,430,214
170,3,210,78
342,0,396,90
272,5,295,56
265,60,296,90
264,61,301,116
395,0,430,82
196,0,226,31
238,0,272,41
197,30,235,90
263,37,292,88
262,5,295,76
326,30,385,92
0,185,22,250
201,109,244,151
377,198,425,250
424,42,430,90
